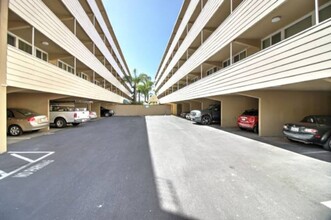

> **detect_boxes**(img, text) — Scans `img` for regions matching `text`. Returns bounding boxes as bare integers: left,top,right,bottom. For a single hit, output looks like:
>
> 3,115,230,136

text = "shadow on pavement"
209,125,331,163
1,116,196,220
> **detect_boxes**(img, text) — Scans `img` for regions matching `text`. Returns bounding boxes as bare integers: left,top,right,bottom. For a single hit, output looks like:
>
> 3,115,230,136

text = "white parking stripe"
0,170,8,178
321,201,331,209
0,151,55,180
10,153,35,163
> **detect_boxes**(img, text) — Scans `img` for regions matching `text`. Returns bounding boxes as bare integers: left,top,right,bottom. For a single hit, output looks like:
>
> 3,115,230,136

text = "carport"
210,95,258,128
240,79,331,136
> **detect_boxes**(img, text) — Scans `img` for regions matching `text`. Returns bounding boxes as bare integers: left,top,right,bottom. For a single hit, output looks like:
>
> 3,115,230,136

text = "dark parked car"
100,107,114,117
283,115,331,150
190,104,220,125
237,109,258,133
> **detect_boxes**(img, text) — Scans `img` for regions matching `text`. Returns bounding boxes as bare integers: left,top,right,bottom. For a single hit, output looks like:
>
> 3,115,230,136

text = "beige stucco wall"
243,91,331,136
109,104,172,116
198,98,218,110
212,95,258,127
91,102,101,117
188,101,201,111
181,103,190,113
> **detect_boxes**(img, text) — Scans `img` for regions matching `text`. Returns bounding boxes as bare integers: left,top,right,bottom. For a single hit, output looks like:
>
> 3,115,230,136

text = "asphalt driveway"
0,116,330,220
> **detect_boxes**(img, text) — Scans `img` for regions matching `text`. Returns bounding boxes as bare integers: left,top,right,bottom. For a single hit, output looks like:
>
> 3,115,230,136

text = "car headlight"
283,125,289,130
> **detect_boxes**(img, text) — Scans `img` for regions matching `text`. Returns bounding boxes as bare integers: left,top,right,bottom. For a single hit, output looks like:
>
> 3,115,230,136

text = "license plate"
291,127,299,132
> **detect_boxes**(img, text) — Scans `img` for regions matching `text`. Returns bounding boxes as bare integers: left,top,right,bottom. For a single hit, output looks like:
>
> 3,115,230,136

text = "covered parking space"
210,95,258,128
240,79,331,137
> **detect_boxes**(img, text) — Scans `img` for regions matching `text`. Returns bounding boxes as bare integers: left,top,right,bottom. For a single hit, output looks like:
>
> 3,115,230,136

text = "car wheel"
201,115,211,125
55,118,66,128
323,137,331,151
253,126,258,134
105,113,110,117
8,125,23,136
72,123,80,127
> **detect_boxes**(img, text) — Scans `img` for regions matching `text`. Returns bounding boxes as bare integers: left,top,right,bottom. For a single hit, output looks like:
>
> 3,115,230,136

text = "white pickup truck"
50,106,90,128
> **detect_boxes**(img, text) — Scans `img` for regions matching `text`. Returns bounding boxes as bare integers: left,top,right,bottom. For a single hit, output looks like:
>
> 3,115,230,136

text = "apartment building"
155,0,331,136
0,0,132,152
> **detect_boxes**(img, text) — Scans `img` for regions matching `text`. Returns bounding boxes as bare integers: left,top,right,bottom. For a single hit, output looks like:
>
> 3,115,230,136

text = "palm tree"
124,69,153,103
124,69,143,103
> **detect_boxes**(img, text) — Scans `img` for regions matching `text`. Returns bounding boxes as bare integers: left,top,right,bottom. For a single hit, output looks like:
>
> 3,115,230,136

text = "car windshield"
315,116,331,125
16,109,36,116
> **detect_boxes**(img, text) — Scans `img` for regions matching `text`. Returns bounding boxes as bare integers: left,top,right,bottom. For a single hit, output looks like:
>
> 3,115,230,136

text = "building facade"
0,0,132,152
155,0,331,136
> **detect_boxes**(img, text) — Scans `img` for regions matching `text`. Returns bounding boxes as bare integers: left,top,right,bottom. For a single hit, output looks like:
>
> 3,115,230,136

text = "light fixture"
41,41,49,46
271,16,281,23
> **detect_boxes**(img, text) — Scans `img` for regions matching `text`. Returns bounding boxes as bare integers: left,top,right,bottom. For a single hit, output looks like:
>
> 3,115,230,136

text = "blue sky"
104,0,183,81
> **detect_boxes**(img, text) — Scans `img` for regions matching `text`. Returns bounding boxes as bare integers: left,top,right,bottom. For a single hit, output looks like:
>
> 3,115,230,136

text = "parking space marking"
10,153,35,163
321,201,331,209
0,151,54,180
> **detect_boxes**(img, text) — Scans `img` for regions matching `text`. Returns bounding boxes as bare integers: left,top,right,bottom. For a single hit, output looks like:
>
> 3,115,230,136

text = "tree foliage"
124,69,153,103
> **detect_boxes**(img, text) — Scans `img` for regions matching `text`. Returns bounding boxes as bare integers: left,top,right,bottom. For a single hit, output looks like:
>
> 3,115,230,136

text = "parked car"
100,107,114,117
283,115,331,150
186,113,192,120
180,112,189,118
237,109,259,133
89,111,97,119
190,104,220,125
50,106,90,128
7,108,49,136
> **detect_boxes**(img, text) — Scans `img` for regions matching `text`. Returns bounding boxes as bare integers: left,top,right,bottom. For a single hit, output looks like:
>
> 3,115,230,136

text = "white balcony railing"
160,20,331,103
157,0,285,93
7,46,125,104
9,0,131,97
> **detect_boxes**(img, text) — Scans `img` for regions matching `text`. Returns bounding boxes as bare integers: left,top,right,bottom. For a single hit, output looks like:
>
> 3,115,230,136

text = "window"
262,32,281,49
18,39,32,54
81,73,88,80
36,48,48,61
58,60,74,74
223,59,230,68
94,80,101,86
271,32,281,45
319,4,331,22
67,66,74,74
285,16,312,39
233,50,246,63
7,34,16,47
206,67,220,76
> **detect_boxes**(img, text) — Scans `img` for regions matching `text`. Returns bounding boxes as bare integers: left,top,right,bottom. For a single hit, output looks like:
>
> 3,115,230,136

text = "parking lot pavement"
0,117,191,220
146,116,331,220
212,126,331,163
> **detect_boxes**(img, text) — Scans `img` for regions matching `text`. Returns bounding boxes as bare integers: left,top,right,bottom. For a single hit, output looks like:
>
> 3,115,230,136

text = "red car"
237,109,258,133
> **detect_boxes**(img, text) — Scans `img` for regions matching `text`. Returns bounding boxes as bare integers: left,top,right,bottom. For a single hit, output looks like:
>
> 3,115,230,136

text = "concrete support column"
212,95,258,128
170,103,177,115
91,102,101,117
0,0,9,153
